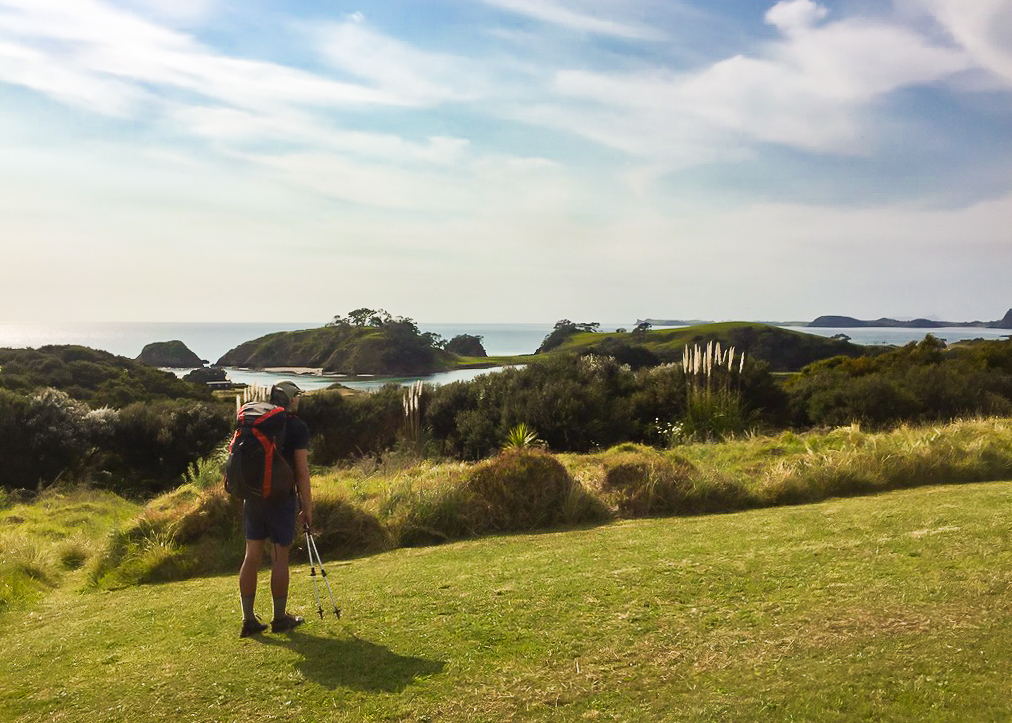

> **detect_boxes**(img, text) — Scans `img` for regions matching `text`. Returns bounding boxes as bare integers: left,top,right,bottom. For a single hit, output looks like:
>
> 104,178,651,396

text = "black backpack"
224,401,294,501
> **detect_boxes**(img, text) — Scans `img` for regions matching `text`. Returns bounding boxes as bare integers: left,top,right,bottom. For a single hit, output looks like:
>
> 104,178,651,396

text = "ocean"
2,321,1007,391
0,321,564,362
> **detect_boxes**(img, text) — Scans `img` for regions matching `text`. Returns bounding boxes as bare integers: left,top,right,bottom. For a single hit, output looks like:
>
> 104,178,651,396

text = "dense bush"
582,339,660,370
0,346,211,406
787,337,1012,427
298,385,406,465
103,401,233,495
0,387,231,495
0,389,98,489
422,354,786,460
426,356,640,458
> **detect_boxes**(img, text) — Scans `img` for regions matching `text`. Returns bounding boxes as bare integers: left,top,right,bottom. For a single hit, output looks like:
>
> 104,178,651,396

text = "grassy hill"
549,322,865,372
212,321,865,377
3,479,1012,722
216,324,458,376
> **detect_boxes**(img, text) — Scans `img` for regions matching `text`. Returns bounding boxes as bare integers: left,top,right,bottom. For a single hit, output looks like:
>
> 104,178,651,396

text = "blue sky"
1,0,1010,324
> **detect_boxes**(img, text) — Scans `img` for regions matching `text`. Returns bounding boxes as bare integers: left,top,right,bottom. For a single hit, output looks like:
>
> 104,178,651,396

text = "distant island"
809,308,1012,329
641,308,1012,331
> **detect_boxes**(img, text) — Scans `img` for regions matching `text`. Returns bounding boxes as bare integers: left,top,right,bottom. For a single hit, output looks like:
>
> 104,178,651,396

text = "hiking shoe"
271,613,304,633
239,617,268,638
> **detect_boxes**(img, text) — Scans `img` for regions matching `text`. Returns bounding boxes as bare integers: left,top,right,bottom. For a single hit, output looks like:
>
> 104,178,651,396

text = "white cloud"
765,0,828,35
0,39,145,116
535,3,971,162
913,0,1012,85
475,0,665,40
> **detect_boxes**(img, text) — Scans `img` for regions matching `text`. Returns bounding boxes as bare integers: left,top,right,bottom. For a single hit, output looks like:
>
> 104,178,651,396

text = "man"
238,380,313,638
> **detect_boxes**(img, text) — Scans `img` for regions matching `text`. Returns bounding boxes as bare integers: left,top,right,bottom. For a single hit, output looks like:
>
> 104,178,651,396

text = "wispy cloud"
118,0,222,26
521,0,972,166
0,0,403,119
314,15,488,105
475,0,666,41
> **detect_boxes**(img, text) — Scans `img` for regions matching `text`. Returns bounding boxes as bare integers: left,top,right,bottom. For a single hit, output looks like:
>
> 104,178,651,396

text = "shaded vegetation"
548,321,866,371
787,335,1012,427
0,346,231,494
444,334,487,357
0,345,211,406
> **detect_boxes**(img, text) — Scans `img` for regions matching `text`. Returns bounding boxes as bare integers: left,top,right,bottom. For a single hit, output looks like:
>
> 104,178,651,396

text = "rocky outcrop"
137,340,204,368
183,367,228,384
992,309,1012,329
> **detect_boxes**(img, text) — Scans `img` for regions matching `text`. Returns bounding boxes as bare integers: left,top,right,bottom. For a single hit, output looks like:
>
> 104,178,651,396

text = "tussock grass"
0,488,139,611
85,417,1012,588
597,446,697,516
677,417,1012,508
465,450,576,533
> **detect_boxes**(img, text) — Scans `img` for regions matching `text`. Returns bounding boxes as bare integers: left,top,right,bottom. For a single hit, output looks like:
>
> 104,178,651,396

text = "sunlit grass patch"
0,488,139,611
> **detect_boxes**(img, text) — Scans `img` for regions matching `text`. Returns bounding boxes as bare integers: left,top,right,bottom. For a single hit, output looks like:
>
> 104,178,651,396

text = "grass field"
4,480,1012,722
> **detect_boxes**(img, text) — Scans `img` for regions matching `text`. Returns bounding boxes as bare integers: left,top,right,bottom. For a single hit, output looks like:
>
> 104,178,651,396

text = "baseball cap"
271,380,303,410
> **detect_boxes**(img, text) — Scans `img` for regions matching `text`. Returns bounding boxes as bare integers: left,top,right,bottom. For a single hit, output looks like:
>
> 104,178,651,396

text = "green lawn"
4,481,1012,722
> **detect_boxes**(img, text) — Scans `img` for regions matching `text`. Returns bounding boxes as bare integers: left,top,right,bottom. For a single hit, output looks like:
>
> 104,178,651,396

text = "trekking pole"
304,526,341,619
303,526,324,620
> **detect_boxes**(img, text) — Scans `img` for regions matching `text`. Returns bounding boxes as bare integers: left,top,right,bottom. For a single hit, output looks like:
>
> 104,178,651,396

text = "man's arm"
293,448,312,530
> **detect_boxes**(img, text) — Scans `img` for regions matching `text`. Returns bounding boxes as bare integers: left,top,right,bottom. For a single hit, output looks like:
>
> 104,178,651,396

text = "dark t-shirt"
281,414,310,470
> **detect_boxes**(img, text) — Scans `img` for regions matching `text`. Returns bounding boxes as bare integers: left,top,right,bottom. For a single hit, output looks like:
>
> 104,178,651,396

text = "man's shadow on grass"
259,627,445,693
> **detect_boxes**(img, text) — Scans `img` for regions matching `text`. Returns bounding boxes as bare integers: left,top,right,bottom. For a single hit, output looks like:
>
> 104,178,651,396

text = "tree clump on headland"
215,309,459,376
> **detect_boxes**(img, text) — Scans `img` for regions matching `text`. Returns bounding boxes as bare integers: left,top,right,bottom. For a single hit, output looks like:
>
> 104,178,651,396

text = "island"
809,308,1012,329
136,340,204,368
215,310,491,376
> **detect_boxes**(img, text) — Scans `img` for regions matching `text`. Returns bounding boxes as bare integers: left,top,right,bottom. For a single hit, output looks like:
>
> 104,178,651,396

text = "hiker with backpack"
228,380,313,638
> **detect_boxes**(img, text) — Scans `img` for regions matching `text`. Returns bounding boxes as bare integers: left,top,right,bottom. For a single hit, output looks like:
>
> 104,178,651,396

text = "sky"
1,0,1010,324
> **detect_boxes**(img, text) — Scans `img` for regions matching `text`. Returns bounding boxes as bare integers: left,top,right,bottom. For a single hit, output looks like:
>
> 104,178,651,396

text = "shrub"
501,423,543,451
104,400,232,495
428,356,639,458
584,339,659,370
299,386,405,465
465,449,577,533
786,337,1012,428
0,388,95,490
